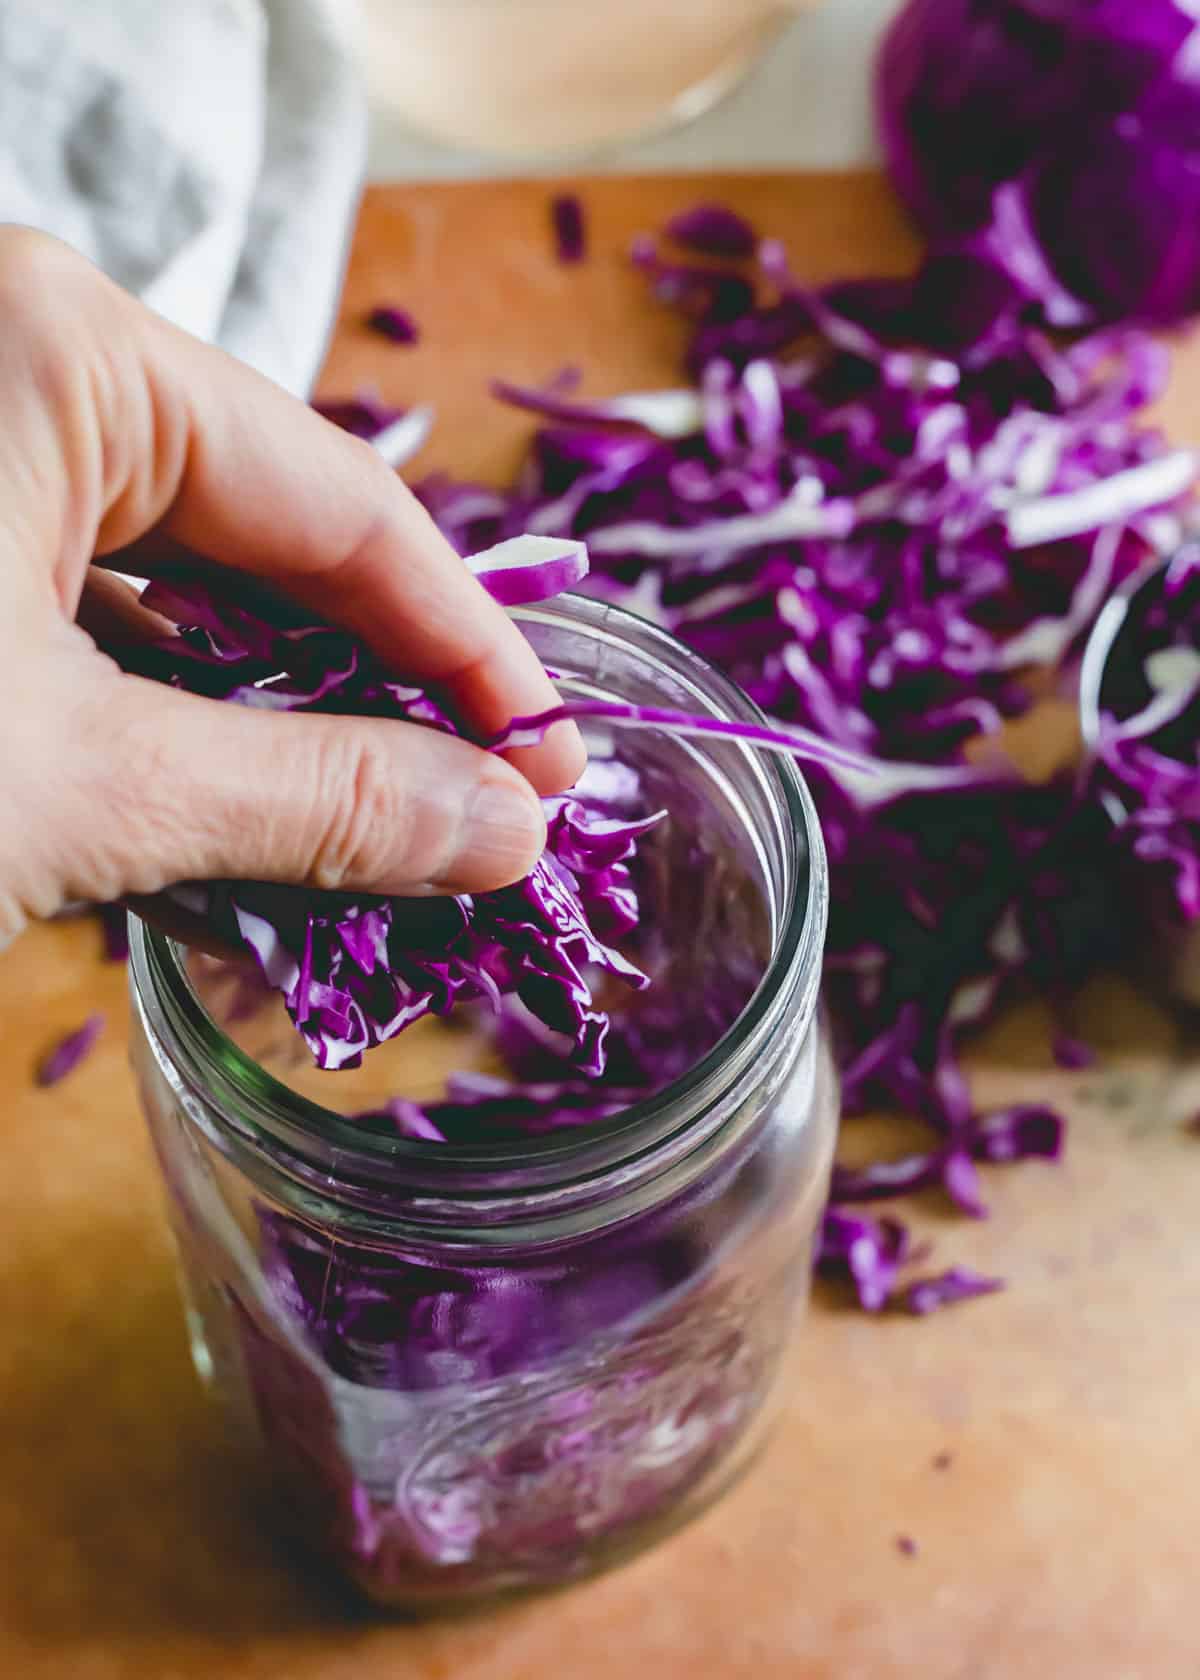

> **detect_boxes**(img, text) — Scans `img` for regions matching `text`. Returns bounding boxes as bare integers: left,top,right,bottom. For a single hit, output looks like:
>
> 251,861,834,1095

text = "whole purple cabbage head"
876,0,1200,325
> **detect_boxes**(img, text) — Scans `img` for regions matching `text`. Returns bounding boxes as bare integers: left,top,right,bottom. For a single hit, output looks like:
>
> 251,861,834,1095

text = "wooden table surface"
2,174,1199,1680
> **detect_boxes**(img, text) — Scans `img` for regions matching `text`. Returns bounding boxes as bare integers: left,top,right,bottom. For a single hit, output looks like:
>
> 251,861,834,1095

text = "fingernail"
549,717,588,785
435,773,546,891
501,717,588,796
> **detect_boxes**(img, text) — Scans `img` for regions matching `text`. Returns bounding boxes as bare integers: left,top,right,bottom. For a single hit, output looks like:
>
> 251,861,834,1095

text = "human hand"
0,229,584,946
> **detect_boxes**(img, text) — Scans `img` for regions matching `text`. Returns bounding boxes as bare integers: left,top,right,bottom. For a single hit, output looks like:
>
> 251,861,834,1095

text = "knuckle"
0,229,92,325
325,495,396,590
79,690,188,896
0,226,76,284
0,229,139,501
306,730,414,891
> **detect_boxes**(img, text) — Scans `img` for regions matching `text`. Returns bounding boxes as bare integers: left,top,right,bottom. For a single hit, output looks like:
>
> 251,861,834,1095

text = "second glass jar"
356,0,819,158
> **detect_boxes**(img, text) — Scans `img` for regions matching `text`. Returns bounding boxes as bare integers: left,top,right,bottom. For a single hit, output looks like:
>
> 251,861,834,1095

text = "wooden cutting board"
1,174,1198,1680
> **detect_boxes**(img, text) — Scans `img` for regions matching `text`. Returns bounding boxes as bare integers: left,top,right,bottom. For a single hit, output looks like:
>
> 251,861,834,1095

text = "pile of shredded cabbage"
114,548,669,1078
108,206,1200,1313
405,205,1197,1308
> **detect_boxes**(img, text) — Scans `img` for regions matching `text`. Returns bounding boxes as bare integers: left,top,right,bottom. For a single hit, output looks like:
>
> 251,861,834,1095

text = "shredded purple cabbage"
551,194,586,266
313,393,404,440
403,209,1196,1307
315,394,434,469
229,1164,792,1593
366,306,419,346
905,1267,1004,1316
817,1208,911,1312
1052,1032,1096,1071
99,903,129,964
37,1013,105,1087
109,554,660,1075
352,1072,636,1144
665,203,759,261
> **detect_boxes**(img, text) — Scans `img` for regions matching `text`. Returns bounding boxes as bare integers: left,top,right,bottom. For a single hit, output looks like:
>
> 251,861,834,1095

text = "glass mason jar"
355,0,824,159
129,595,837,1610
1079,554,1200,1007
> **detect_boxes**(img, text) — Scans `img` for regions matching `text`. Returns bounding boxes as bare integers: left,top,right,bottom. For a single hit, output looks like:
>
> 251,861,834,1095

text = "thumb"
63,671,547,906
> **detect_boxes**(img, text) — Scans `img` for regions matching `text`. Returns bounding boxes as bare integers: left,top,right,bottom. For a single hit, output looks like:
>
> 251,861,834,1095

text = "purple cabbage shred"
905,1267,1004,1315
665,203,759,260
313,393,404,440
366,305,419,346
99,903,129,964
1052,1032,1096,1071
316,393,434,469
551,193,587,265
37,1013,105,1087
817,1209,911,1312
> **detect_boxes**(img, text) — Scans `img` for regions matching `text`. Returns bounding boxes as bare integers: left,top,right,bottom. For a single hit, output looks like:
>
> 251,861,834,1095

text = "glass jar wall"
130,596,838,1608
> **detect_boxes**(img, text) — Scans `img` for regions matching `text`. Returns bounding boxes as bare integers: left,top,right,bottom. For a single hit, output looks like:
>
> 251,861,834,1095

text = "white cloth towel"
0,0,365,395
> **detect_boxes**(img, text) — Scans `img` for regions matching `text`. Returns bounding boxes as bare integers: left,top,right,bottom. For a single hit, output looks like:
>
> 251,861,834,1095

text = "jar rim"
1078,552,1170,754
130,594,828,1200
